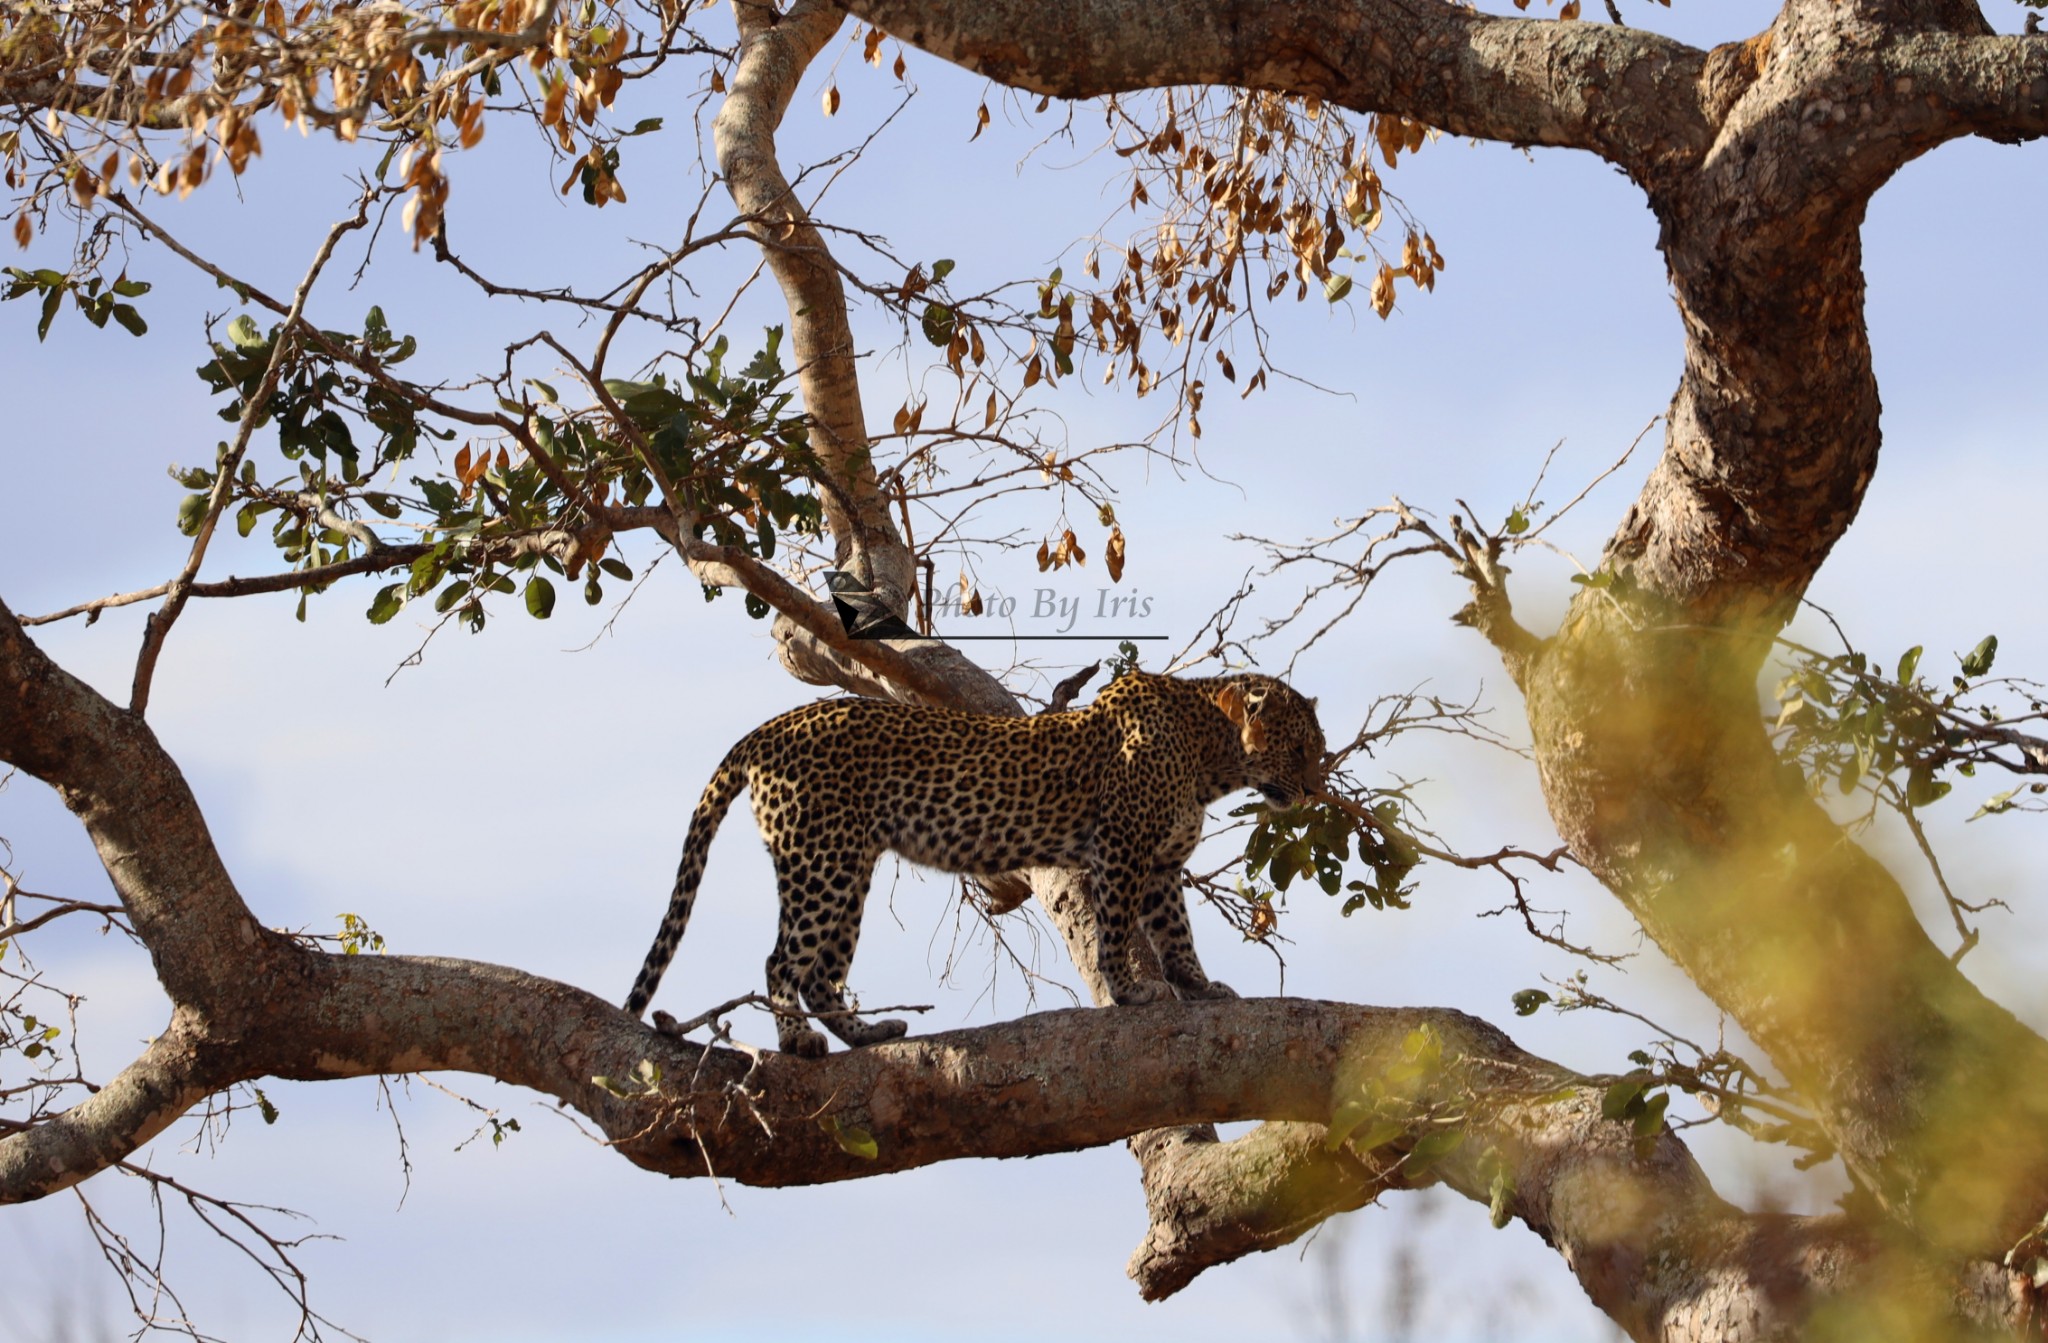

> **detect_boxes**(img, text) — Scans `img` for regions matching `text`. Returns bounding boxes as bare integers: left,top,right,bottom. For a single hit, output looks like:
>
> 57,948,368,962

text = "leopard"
623,671,1327,1057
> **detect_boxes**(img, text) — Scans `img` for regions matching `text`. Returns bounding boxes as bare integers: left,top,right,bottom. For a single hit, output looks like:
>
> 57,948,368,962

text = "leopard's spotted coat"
623,672,1326,1056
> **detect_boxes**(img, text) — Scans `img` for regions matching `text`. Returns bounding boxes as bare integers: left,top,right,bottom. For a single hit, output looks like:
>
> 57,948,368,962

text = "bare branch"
129,189,374,714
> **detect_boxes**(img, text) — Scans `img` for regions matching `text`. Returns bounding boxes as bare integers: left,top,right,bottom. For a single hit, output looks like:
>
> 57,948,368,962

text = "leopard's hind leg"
766,838,904,1054
803,845,906,1048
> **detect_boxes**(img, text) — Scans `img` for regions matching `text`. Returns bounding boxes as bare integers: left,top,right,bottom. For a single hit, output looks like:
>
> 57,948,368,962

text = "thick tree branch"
1883,31,2048,145
842,0,1712,174
0,596,292,1007
0,1019,224,1203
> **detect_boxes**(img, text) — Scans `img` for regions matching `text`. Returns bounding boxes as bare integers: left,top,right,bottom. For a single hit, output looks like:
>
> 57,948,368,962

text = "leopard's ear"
1216,683,1269,751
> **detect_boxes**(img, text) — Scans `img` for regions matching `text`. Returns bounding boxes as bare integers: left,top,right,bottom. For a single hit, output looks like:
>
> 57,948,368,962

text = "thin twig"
129,188,375,714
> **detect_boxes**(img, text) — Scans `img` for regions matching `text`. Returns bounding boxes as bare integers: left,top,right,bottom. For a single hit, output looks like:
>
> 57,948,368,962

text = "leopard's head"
1215,676,1327,810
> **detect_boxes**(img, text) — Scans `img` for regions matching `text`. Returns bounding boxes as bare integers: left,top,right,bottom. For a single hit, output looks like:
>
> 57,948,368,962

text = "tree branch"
840,0,1712,174
1882,31,2048,147
128,191,371,714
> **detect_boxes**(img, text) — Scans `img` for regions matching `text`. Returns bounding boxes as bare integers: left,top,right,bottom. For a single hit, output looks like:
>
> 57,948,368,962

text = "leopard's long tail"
624,745,749,1017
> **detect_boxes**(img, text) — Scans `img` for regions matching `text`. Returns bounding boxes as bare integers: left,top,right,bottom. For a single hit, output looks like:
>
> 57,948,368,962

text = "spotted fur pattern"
624,672,1326,1057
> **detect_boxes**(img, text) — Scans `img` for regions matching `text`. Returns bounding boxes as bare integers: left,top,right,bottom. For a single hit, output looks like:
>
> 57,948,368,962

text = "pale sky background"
4,1,2047,1339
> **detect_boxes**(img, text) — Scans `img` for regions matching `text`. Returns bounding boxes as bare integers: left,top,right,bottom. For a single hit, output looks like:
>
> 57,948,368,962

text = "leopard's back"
740,698,1111,875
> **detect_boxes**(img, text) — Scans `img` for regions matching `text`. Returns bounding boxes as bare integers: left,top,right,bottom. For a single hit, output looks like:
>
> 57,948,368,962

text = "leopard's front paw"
1190,979,1238,1000
1113,978,1174,1007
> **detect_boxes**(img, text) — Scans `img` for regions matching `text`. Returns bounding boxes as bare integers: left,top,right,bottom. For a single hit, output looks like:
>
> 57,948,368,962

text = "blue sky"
3,1,2046,1339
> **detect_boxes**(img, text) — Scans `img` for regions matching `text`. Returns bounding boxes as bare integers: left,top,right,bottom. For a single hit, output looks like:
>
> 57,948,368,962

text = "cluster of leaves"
1513,973,1832,1167
1031,500,1126,582
1237,795,1420,914
892,256,1131,569
1773,632,2047,818
1,996,63,1068
335,912,385,956
1080,89,1444,433
0,938,78,1128
166,303,819,633
1324,1024,1519,1227
393,329,818,631
5,0,705,255
1,265,148,339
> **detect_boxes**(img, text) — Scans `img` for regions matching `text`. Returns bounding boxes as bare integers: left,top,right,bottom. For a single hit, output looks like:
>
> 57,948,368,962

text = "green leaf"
1351,1117,1409,1154
176,492,210,536
920,302,956,347
1896,645,1923,685
433,579,471,614
1401,1024,1442,1071
624,116,664,136
112,303,147,337
930,258,955,283
524,575,556,619
1961,634,1999,679
820,1115,879,1160
602,377,656,402
1601,1075,1648,1122
36,285,61,340
1511,988,1550,1016
1905,764,1951,808
1408,1128,1465,1163
1632,1091,1670,1138
1487,1164,1515,1229
599,557,633,581
1323,272,1353,303
367,584,404,625
254,1086,279,1125
1970,788,2021,822
1504,507,1530,536
112,275,152,298
1324,1097,1373,1150
227,314,265,350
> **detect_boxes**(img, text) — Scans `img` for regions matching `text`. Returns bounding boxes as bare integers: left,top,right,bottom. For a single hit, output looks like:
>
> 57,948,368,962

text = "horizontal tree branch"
1883,31,2048,147
840,0,1713,173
